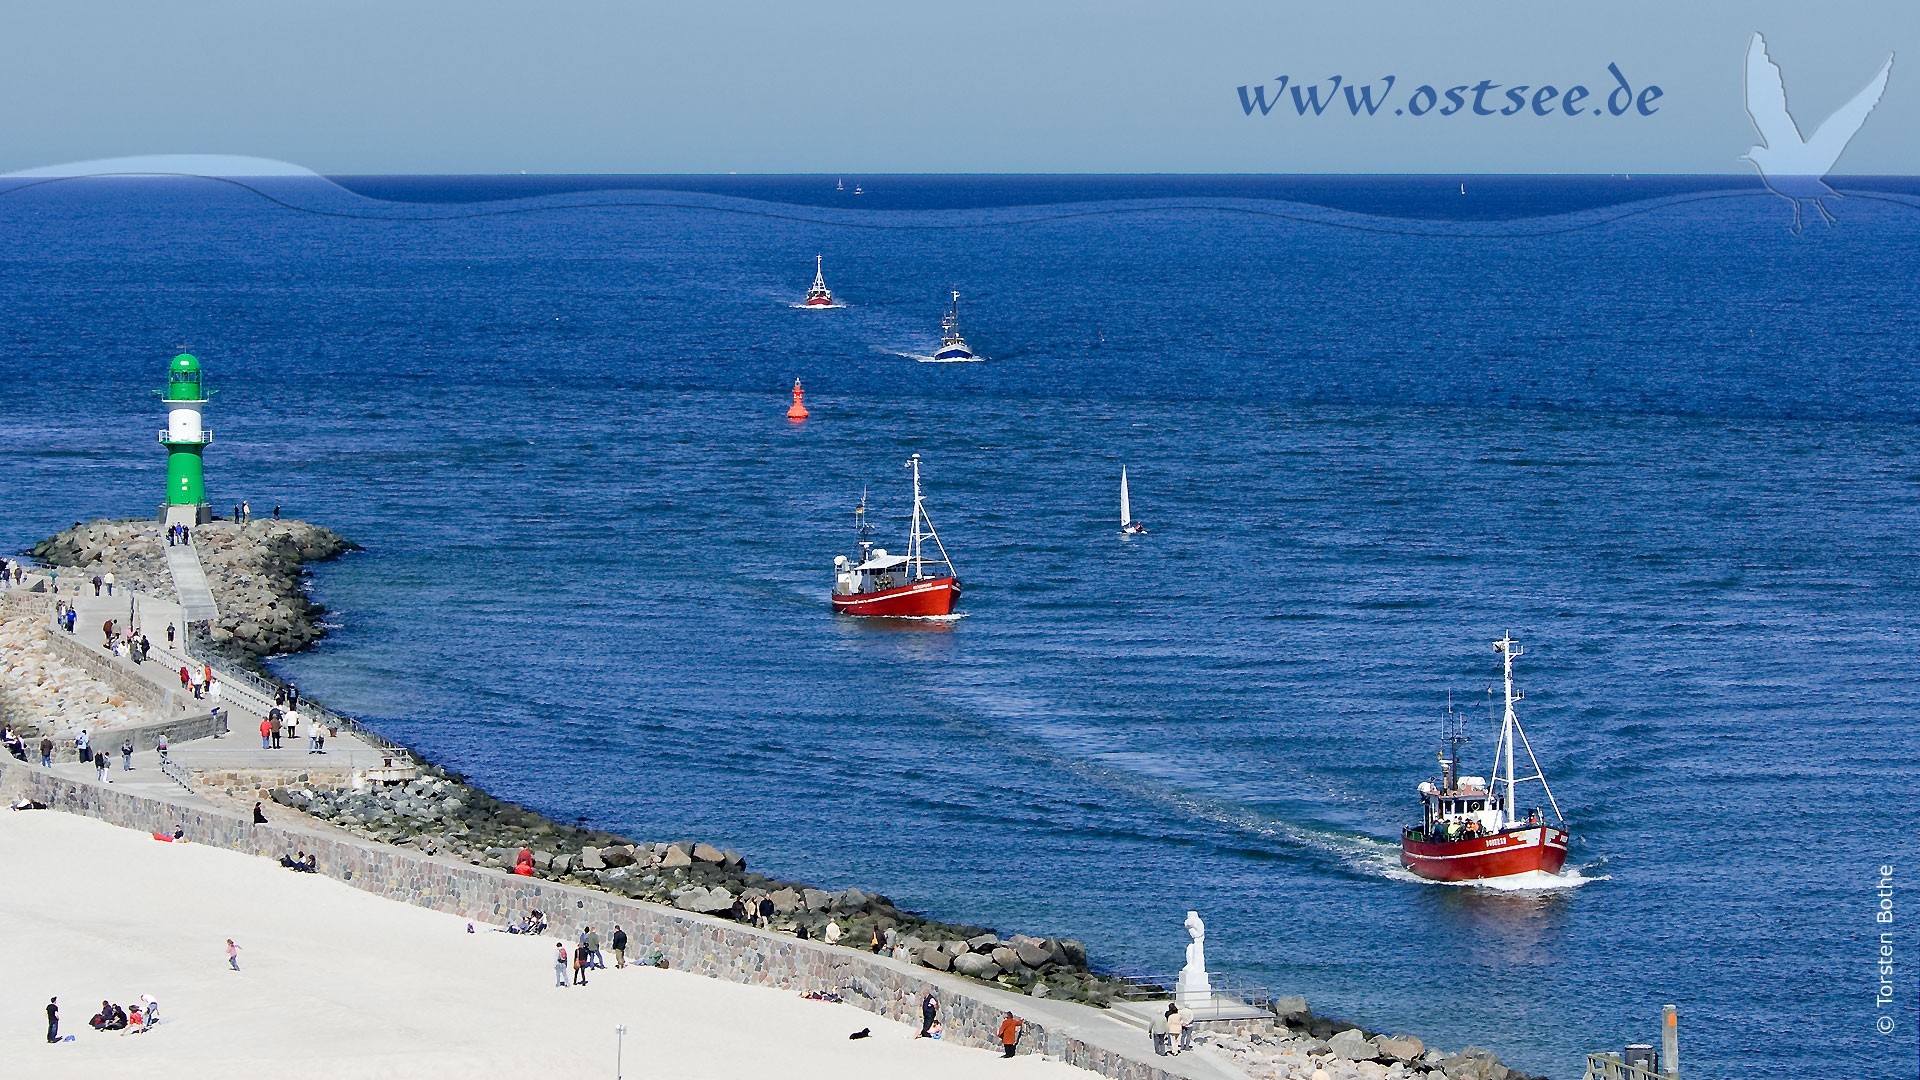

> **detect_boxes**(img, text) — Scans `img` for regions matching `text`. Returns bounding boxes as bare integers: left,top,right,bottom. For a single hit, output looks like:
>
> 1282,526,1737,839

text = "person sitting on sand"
302,854,317,873
90,1001,112,1030
125,1005,143,1032
108,1003,128,1030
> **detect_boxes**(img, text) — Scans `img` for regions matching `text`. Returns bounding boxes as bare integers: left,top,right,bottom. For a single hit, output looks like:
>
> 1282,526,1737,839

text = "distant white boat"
836,178,844,191
1120,468,1145,534
932,291,975,361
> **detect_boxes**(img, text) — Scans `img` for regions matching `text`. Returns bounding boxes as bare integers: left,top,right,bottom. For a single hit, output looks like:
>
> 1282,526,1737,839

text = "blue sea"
4,173,1917,1079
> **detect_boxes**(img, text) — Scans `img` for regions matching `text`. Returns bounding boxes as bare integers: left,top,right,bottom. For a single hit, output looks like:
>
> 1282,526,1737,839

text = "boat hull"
1400,825,1569,883
831,576,960,617
803,296,833,307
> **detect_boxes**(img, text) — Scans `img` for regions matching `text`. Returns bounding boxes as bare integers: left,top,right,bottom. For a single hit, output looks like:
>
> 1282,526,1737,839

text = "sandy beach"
1,809,1089,1079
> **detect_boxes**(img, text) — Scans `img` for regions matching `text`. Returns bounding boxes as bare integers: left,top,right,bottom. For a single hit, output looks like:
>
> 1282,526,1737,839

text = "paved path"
163,540,218,621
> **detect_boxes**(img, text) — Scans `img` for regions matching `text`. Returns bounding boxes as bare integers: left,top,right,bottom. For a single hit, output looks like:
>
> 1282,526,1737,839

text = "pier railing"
203,660,415,761
1107,971,1279,1010
1581,1054,1668,1080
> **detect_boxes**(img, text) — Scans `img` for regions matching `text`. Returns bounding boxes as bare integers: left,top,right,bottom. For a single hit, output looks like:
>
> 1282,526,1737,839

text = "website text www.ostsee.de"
1236,63,1662,119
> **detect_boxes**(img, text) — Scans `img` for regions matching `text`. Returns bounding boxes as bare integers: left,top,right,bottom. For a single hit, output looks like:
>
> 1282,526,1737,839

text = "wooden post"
1661,1005,1679,1080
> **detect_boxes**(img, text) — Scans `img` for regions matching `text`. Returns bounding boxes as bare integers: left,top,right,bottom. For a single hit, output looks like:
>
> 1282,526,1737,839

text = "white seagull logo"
1741,32,1893,231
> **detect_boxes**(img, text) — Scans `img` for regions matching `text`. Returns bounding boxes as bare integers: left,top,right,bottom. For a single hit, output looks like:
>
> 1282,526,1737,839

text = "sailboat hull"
1399,825,1569,883
831,576,960,617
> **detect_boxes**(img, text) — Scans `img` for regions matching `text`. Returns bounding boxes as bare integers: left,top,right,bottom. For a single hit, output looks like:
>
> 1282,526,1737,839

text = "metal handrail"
1106,972,1279,1007
159,755,194,792
1582,1055,1667,1080
157,430,213,444
197,654,413,759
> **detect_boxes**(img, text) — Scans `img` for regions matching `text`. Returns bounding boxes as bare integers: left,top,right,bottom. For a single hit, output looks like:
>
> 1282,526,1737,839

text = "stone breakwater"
1210,1003,1546,1080
30,517,355,663
267,767,1126,1006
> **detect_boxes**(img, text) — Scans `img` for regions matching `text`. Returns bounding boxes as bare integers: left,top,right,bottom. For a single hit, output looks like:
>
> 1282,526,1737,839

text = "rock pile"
31,517,355,663
267,766,1128,1005
1201,997,1547,1080
0,595,151,740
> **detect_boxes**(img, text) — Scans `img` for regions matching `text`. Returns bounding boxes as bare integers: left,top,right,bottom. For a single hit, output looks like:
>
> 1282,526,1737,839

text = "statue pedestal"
1175,967,1213,1009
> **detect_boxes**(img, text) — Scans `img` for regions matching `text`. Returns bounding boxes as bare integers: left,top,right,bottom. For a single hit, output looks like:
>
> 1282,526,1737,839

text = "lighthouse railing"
158,430,213,444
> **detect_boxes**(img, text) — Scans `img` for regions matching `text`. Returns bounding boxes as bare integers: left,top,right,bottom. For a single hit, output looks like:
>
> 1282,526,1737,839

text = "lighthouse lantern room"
158,352,214,527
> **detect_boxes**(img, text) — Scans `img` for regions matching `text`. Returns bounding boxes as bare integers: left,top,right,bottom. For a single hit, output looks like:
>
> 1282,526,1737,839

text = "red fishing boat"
831,454,961,617
801,255,835,307
1401,636,1571,885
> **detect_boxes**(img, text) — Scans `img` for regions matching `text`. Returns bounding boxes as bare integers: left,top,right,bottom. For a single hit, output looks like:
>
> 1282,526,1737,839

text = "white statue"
1175,910,1212,1008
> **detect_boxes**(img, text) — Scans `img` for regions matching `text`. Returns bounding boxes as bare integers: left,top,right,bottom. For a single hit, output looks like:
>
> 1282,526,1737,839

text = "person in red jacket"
259,717,273,749
998,1012,1023,1057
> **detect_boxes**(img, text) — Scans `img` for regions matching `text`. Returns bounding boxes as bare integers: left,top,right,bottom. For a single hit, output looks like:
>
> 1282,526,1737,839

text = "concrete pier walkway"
163,539,218,621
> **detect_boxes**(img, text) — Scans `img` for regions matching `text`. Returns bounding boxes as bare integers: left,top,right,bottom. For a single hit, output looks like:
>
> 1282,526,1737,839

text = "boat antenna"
1440,693,1467,791
854,486,874,558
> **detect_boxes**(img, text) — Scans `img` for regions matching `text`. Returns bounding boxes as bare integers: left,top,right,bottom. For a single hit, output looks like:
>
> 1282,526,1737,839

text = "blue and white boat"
932,291,975,361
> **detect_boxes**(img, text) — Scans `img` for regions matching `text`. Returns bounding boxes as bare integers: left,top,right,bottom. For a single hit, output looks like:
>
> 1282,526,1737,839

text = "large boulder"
802,888,832,911
674,886,734,914
1375,1035,1426,1063
1015,942,1052,968
1441,1049,1508,1080
952,953,1001,980
530,849,557,872
768,888,801,914
691,842,726,863
1271,995,1312,1025
967,933,999,951
659,844,693,868
601,846,635,868
991,946,1021,971
579,847,606,871
1328,1028,1374,1062
918,945,953,971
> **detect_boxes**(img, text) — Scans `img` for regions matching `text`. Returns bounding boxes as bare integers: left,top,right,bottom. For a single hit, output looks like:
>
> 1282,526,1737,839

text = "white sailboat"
1120,468,1145,534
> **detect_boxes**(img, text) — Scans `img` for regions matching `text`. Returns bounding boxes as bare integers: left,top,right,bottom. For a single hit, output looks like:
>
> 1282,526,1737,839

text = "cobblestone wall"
0,757,1181,1080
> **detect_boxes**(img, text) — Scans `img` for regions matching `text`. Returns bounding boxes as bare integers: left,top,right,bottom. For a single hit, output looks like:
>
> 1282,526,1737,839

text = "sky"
0,1,1913,174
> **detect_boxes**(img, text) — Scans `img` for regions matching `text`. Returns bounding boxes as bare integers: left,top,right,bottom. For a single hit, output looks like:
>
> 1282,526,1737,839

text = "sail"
1120,468,1131,525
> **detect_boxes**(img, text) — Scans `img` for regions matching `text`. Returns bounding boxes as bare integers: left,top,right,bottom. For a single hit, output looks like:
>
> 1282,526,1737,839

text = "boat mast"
907,454,924,576
1496,634,1522,823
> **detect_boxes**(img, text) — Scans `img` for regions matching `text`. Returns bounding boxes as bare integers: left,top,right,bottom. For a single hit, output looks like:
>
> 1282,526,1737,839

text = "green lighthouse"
159,352,214,526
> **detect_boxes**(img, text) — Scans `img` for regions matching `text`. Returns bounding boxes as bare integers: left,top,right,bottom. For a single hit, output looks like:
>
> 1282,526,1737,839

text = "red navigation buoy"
787,378,810,421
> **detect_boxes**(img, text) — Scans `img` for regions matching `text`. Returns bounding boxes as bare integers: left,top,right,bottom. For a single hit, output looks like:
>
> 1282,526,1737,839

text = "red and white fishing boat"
1401,635,1571,885
831,454,962,617
801,255,835,307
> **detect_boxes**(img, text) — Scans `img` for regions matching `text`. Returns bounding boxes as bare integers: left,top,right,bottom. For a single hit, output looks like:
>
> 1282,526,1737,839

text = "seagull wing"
1805,53,1893,169
1745,32,1804,150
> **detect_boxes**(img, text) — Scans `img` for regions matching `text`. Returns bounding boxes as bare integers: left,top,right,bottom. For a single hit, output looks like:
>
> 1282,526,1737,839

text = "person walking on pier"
103,572,114,596
555,942,569,987
572,942,589,985
166,623,175,647
268,707,283,748
39,736,52,768
260,717,273,749
998,1012,1023,1058
46,997,59,1043
122,738,133,771
91,574,101,596
226,939,241,971
612,926,627,968
96,752,110,784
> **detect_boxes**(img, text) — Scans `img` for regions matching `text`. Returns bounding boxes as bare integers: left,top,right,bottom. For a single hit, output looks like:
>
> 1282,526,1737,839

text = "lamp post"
615,1024,627,1079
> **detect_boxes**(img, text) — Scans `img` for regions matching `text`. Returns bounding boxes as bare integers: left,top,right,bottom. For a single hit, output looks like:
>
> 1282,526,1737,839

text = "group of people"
2,559,23,586
1149,1004,1196,1056
260,705,324,753
501,907,548,935
550,924,634,985
179,663,218,701
52,600,77,634
165,524,193,546
89,572,116,597
85,995,159,1034
278,850,318,873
